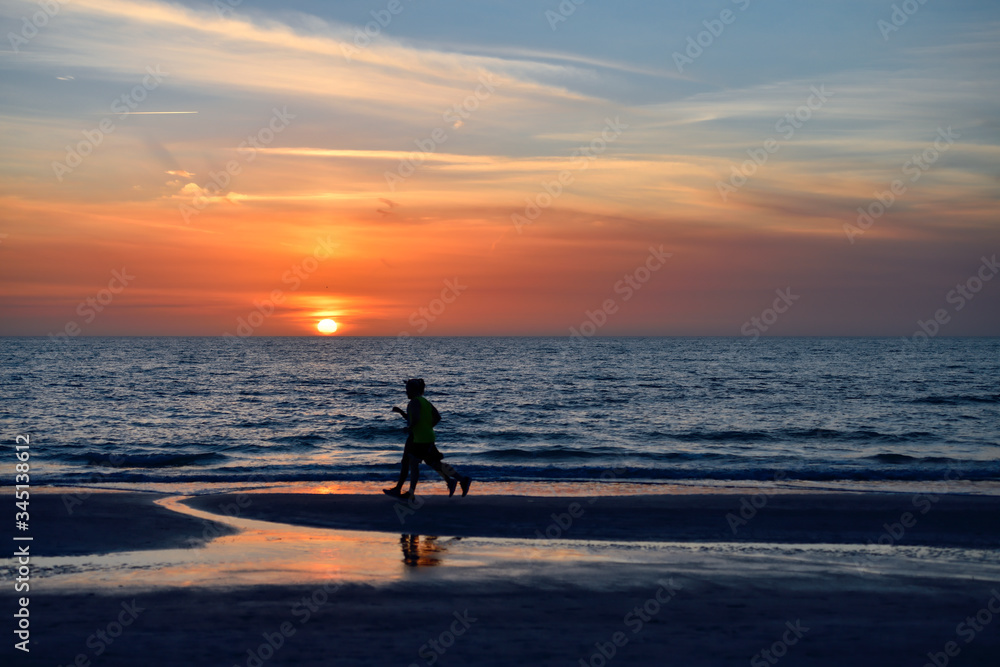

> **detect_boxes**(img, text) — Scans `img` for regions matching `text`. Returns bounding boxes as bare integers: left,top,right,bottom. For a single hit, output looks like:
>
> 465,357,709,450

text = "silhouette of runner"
384,378,471,499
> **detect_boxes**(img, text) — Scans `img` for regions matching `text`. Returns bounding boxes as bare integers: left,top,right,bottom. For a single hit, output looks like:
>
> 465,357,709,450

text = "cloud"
258,148,499,164
38,0,600,118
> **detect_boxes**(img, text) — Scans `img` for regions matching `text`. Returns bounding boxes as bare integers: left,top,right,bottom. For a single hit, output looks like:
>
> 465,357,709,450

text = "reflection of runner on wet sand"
400,534,462,567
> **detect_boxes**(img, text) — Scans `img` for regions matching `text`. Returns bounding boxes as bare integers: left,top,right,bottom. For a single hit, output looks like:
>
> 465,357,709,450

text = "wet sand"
16,491,238,557
8,489,1000,666
186,490,1000,548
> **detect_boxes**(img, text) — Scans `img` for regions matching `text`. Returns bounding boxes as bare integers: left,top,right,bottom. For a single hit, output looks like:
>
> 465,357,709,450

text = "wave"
76,451,226,468
265,434,328,447
480,448,728,462
44,459,1000,485
484,447,612,460
673,429,774,443
337,423,408,440
473,430,578,443
235,418,283,428
866,453,960,464
910,394,1000,405
667,427,935,445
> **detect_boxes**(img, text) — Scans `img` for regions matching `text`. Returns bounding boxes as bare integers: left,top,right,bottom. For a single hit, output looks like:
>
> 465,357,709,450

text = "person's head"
405,378,426,399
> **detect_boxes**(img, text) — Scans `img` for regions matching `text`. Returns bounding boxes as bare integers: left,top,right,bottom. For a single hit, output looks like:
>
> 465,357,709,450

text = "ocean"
3,337,999,492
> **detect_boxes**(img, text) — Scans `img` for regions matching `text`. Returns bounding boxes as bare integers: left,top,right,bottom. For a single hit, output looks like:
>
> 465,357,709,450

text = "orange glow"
2,0,998,337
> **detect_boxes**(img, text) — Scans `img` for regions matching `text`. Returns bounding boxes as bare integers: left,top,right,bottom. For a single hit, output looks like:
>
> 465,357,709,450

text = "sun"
316,318,338,334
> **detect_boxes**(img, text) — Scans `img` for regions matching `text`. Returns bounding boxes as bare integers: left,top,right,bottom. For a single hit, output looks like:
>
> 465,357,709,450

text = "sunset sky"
1,0,998,337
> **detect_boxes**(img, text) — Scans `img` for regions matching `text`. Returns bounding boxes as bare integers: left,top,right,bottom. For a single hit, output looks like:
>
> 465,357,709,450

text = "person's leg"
426,459,457,495
427,459,456,479
428,459,471,496
406,453,420,495
386,438,412,493
424,445,455,481
439,459,472,497
394,454,408,488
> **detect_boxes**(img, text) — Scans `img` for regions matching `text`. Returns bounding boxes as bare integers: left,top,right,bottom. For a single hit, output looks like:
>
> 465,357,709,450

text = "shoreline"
31,475,1000,499
15,486,1000,558
184,489,1000,549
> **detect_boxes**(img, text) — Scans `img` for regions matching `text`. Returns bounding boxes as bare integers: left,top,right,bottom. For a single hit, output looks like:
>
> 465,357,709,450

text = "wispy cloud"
259,148,499,164
114,111,198,115
36,0,600,114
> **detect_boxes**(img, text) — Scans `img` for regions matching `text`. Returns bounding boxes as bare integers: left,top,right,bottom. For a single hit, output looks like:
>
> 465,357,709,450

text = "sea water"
2,336,998,490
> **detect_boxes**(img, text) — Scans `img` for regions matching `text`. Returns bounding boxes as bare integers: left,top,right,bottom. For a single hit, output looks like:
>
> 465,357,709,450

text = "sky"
1,0,998,338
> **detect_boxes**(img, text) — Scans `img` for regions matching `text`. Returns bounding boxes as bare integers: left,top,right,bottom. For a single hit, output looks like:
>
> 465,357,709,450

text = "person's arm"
431,404,441,427
391,406,408,420
406,398,421,435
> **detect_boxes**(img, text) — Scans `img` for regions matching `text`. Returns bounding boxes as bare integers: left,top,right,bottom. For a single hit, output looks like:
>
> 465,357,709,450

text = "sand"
16,491,238,557
185,490,1000,548
8,488,1000,666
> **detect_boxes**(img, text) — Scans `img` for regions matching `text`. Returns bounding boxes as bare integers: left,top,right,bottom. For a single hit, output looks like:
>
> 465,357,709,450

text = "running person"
384,378,471,499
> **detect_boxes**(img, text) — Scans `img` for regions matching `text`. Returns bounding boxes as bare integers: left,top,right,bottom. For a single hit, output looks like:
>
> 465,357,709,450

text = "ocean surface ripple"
2,337,998,487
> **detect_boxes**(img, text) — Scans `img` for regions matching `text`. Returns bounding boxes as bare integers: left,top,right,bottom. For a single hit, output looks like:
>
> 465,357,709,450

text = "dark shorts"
405,438,444,465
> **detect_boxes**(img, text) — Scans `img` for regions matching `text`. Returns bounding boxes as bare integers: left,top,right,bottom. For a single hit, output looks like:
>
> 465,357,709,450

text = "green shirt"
409,396,436,443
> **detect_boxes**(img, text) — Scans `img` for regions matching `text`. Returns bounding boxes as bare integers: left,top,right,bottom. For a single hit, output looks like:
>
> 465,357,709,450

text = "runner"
383,378,471,499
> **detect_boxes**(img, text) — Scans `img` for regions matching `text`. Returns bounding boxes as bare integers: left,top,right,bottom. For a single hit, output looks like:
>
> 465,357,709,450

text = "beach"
10,486,1000,666
4,0,1000,656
